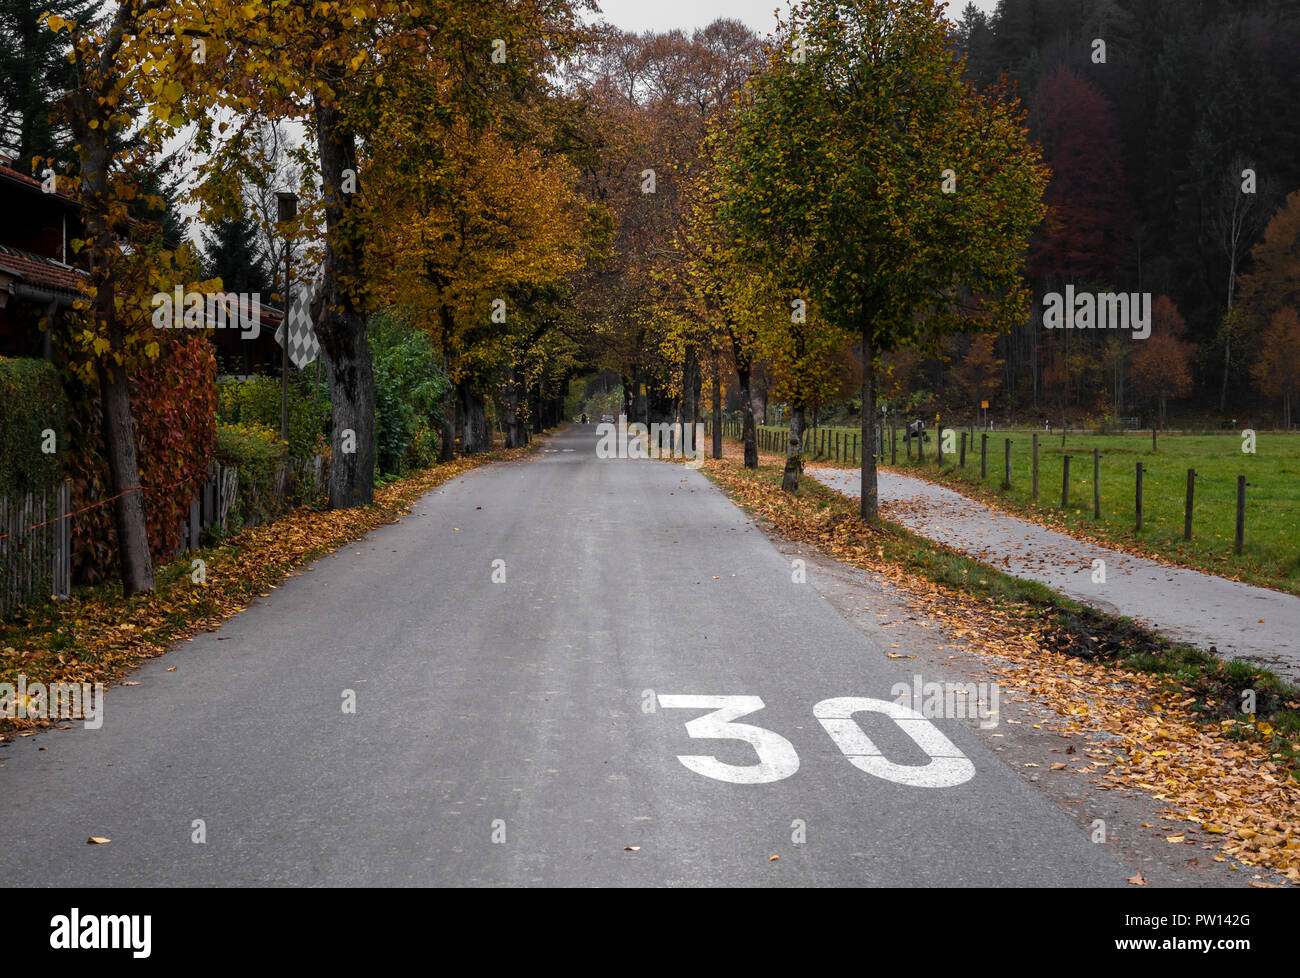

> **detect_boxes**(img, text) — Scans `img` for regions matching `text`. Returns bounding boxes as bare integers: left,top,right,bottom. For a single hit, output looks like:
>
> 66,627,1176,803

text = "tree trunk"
323,322,376,507
530,385,544,434
315,97,375,508
860,326,878,522
99,357,154,594
682,345,699,424
731,351,757,469
1220,330,1231,412
440,386,457,460
782,404,806,493
459,380,489,453
632,369,648,426
438,310,456,462
71,83,153,593
711,344,722,460
505,365,525,448
741,375,757,468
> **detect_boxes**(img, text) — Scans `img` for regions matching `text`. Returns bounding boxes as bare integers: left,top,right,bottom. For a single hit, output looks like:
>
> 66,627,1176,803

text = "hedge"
217,375,329,459
0,357,69,499
214,422,288,529
369,309,450,476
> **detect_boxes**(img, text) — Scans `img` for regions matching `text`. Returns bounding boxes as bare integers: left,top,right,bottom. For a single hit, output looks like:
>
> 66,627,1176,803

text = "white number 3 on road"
656,695,800,784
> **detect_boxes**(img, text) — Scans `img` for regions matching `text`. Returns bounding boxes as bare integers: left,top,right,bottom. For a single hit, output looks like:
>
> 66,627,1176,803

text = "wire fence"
1,454,326,619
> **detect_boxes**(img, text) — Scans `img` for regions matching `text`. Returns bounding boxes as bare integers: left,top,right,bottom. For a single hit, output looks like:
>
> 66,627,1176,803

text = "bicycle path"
810,466,1300,683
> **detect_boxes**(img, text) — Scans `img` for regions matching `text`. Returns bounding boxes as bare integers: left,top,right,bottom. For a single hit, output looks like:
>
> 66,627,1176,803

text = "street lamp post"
276,191,297,445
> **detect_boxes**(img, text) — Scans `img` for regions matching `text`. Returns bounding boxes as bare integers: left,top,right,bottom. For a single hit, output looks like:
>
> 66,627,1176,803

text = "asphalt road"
2,426,1131,886
810,466,1300,684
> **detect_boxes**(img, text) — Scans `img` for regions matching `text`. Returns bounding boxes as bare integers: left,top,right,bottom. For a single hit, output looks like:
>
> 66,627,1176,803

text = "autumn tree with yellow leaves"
43,0,592,592
711,0,1048,521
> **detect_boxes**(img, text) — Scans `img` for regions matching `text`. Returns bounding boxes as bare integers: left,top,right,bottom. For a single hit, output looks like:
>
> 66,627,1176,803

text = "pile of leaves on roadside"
0,445,536,735
702,456,1300,884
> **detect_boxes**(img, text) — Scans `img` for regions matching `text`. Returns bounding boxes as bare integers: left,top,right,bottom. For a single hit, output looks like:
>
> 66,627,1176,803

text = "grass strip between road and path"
699,449,1300,884
0,441,543,733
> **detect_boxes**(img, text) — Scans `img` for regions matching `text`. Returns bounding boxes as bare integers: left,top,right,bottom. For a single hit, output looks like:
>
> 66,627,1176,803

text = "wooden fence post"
1135,462,1143,532
1093,448,1101,519
1062,455,1071,508
960,431,967,468
53,480,69,599
980,433,988,479
1235,475,1246,555
1031,433,1039,500
1003,438,1011,489
1184,468,1196,541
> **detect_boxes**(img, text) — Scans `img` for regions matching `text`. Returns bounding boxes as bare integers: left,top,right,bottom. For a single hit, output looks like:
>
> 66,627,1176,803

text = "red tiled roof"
207,292,284,325
0,243,88,296
0,156,77,203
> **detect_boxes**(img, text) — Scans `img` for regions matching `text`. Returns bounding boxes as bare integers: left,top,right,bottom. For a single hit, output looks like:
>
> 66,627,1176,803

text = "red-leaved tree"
1129,296,1195,429
1029,65,1131,283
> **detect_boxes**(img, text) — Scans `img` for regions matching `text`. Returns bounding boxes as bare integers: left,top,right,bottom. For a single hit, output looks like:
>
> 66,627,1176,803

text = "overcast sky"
588,0,1000,35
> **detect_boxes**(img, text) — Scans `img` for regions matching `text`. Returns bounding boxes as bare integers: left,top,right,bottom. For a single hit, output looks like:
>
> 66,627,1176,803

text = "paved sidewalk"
810,466,1300,683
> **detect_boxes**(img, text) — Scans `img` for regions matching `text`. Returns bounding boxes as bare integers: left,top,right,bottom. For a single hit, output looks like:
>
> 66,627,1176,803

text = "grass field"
743,423,1300,596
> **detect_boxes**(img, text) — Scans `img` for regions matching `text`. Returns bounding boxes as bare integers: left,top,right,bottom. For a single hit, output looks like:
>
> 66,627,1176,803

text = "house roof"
0,155,78,204
0,248,290,323
0,243,87,296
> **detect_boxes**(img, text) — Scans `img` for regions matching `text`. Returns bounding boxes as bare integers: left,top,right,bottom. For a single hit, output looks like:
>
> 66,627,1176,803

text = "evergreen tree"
0,0,103,168
201,211,273,297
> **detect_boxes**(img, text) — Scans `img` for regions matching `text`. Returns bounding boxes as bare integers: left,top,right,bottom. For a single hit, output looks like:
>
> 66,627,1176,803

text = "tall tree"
957,334,1004,413
201,211,272,297
53,1,191,594
1028,65,1129,284
1129,296,1194,428
712,0,1048,521
178,0,591,506
1251,306,1300,429
1208,157,1274,409
0,0,102,168
1238,191,1300,357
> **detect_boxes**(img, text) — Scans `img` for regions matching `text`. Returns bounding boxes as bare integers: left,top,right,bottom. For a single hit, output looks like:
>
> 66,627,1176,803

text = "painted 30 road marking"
657,694,975,788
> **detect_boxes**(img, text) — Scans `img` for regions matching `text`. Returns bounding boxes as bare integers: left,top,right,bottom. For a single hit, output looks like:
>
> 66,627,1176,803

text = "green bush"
214,421,288,528
217,374,329,459
0,357,69,498
369,309,451,477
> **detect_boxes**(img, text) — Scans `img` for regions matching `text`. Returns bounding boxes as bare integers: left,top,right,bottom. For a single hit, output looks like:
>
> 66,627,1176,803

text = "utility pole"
276,191,298,445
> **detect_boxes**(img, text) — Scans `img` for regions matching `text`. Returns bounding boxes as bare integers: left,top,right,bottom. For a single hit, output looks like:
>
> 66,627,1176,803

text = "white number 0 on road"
657,694,975,788
655,695,800,784
813,696,975,788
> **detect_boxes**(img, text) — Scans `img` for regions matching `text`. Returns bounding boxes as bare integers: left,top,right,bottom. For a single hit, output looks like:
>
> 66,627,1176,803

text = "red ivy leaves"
66,333,217,584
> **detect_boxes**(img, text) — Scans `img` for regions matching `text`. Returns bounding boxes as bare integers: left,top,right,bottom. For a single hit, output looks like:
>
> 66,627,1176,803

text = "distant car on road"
601,414,614,424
